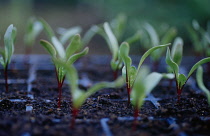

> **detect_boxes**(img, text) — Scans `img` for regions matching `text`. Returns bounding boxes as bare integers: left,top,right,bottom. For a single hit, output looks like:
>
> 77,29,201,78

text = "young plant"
54,59,124,129
40,19,88,109
24,17,43,54
119,42,170,105
94,15,140,79
187,20,210,57
196,66,210,106
0,24,17,92
140,22,177,70
166,47,210,102
131,67,173,130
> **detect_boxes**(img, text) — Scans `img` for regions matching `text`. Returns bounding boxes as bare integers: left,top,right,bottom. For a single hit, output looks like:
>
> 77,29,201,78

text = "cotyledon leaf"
40,40,56,57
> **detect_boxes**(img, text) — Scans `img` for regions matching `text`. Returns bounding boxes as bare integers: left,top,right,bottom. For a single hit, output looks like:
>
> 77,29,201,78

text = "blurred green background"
0,0,210,54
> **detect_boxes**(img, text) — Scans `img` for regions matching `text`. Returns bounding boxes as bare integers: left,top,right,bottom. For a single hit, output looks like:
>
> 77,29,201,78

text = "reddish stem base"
177,89,182,103
70,108,79,129
127,87,131,107
57,82,63,109
4,64,8,93
113,70,118,80
132,108,139,131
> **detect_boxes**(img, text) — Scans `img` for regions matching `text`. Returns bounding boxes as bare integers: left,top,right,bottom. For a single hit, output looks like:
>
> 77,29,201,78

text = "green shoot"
166,47,210,102
131,67,173,129
0,24,17,92
196,66,210,106
187,20,210,57
120,42,170,105
40,19,88,109
94,15,140,79
24,17,43,54
141,22,177,70
53,59,124,129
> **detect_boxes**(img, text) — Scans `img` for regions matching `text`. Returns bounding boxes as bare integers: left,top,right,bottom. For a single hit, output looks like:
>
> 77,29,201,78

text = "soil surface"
0,55,210,136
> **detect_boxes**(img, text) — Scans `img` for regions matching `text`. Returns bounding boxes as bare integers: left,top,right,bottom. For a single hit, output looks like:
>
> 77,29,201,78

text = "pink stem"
132,107,139,131
70,108,79,129
4,64,9,93
113,69,118,80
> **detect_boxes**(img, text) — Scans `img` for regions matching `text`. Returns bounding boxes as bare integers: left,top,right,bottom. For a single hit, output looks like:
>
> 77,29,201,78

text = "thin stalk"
113,69,118,80
55,67,65,109
4,64,8,92
70,108,79,129
132,107,139,131
125,67,131,106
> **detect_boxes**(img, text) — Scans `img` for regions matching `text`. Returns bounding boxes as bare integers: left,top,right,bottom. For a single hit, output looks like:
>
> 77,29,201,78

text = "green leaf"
120,42,131,68
65,34,81,59
67,47,89,65
24,18,43,46
144,72,163,95
120,42,137,87
4,24,16,64
125,31,141,45
131,67,149,109
40,40,56,57
196,66,210,105
187,57,210,78
59,26,82,45
160,27,177,44
137,43,171,74
0,57,4,66
171,37,183,65
39,18,55,39
187,25,203,53
110,14,127,40
166,47,179,78
51,36,66,59
178,74,187,89
104,22,119,61
82,25,99,46
143,22,159,46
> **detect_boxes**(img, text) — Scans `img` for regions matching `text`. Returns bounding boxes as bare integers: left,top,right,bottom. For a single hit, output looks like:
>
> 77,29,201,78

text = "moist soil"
0,55,210,136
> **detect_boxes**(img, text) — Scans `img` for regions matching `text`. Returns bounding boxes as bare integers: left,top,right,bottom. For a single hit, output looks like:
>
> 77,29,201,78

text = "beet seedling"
40,19,89,109
140,22,177,70
94,15,140,79
166,47,210,102
0,24,17,92
119,42,170,105
196,66,210,106
187,20,210,57
54,59,124,129
24,17,43,54
131,67,173,130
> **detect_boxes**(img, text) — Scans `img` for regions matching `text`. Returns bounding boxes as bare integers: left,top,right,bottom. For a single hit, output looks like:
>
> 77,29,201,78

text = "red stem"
55,68,65,109
70,108,79,129
177,88,182,103
126,85,131,107
113,69,118,80
125,67,131,107
132,107,139,131
4,64,8,93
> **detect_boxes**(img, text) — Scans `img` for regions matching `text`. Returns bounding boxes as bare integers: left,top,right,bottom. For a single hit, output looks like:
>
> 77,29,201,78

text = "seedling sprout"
131,67,173,130
0,24,17,92
54,59,124,129
140,22,177,70
166,47,210,102
119,42,170,105
40,19,88,109
196,66,210,106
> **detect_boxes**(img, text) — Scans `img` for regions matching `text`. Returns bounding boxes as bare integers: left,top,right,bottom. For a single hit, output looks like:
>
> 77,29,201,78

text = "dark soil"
0,55,210,135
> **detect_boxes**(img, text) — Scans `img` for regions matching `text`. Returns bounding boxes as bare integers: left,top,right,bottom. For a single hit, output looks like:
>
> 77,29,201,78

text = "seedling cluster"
1,15,210,131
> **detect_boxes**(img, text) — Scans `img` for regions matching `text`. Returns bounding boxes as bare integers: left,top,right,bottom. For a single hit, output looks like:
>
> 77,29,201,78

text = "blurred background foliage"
0,0,209,54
